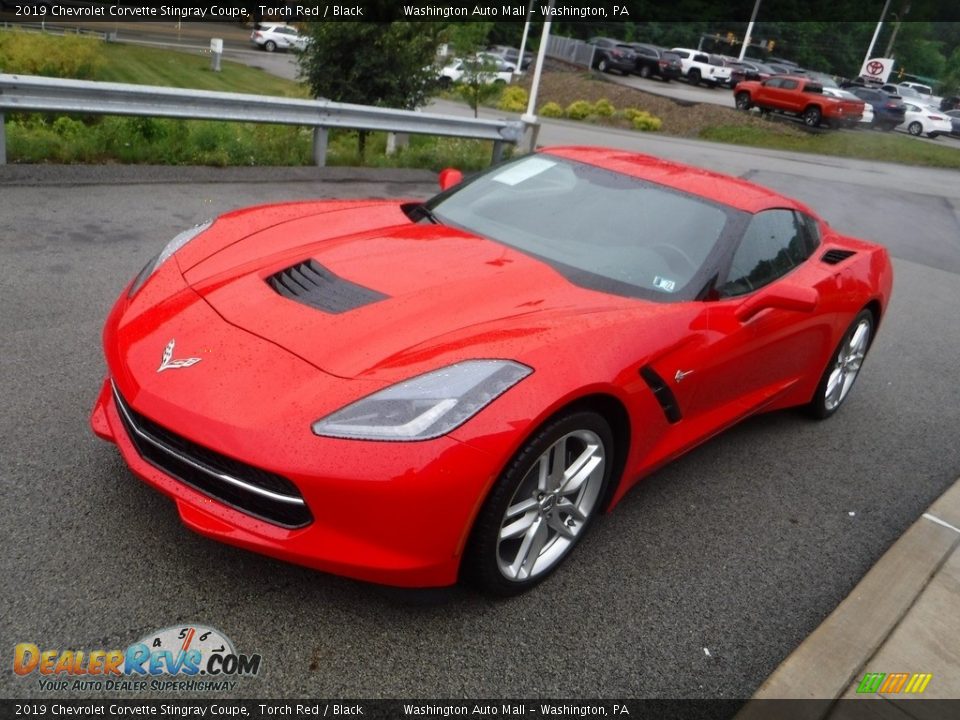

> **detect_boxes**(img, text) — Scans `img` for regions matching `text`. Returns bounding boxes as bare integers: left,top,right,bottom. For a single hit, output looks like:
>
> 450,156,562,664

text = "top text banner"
3,1,957,23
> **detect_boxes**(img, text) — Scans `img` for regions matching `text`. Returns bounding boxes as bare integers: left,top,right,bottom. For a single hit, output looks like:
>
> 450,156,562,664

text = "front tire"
463,411,614,596
735,92,752,111
639,64,652,79
808,310,874,419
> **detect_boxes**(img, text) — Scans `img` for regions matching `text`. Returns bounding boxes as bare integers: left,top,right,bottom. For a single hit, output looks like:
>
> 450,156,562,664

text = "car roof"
539,147,808,215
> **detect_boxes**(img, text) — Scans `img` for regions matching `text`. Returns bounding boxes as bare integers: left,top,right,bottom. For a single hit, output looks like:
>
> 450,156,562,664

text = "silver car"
250,25,307,53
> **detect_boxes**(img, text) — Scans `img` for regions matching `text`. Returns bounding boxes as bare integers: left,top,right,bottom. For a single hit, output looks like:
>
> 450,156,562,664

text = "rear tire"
598,58,609,73
463,411,614,596
807,310,874,419
803,106,822,128
264,40,277,52
688,69,701,86
907,121,923,136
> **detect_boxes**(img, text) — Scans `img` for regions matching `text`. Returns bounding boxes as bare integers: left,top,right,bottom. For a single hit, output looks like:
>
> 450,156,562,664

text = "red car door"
684,210,835,430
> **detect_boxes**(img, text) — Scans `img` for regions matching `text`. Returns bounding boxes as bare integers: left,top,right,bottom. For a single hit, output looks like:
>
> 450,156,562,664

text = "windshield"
425,154,745,302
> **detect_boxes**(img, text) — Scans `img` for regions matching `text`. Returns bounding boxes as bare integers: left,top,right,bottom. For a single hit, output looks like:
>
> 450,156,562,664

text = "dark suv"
629,44,682,81
846,86,906,131
588,38,638,75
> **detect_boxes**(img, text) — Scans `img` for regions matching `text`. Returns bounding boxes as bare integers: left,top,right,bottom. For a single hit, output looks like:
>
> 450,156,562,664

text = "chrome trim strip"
111,383,305,507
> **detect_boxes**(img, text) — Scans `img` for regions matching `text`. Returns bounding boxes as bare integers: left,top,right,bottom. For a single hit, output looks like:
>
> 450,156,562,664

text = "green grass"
94,42,308,98
6,114,502,170
2,31,500,169
700,124,960,169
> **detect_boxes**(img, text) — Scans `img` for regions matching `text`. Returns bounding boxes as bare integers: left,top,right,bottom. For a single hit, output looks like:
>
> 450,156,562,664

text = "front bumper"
91,377,502,587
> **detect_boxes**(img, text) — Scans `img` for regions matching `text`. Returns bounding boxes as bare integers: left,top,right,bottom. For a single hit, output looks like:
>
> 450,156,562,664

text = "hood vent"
267,259,388,314
821,249,856,265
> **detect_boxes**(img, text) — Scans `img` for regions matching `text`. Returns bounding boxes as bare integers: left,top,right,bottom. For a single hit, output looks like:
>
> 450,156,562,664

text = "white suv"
670,48,732,87
250,25,307,53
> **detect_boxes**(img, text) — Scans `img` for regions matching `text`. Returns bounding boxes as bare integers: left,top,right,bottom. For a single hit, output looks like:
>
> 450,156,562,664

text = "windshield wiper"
403,202,442,225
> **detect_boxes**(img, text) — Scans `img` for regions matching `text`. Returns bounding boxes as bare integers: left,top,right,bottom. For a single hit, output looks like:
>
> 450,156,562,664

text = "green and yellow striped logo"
856,672,933,694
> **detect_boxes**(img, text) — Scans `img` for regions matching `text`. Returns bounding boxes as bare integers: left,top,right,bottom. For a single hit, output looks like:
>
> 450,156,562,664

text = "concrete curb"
737,477,960,718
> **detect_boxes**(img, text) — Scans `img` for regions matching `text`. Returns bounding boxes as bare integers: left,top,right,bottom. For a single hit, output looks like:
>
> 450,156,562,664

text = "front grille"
112,385,312,528
267,259,387,314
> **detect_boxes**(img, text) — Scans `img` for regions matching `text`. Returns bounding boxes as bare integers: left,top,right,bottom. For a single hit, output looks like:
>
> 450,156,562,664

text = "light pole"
515,0,535,78
884,3,911,58
521,0,554,130
862,0,893,71
738,0,762,62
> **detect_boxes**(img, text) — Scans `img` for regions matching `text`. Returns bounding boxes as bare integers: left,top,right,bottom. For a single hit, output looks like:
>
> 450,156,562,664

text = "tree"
297,22,444,156
446,22,499,118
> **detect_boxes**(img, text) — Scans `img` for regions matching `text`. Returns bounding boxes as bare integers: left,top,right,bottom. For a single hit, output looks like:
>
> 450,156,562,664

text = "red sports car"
91,147,893,595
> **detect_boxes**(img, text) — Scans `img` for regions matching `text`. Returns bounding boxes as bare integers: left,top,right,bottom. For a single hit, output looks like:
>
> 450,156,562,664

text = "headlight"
312,360,532,441
128,220,213,298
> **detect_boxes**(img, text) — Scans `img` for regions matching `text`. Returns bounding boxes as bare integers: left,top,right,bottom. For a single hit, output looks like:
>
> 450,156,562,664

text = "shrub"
0,30,104,79
565,100,593,120
497,85,528,112
621,108,643,121
539,102,564,118
593,98,615,117
631,111,663,131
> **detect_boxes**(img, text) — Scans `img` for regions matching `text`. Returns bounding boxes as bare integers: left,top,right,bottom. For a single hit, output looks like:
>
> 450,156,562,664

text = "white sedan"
898,102,953,138
822,87,873,126
250,25,307,53
438,58,514,86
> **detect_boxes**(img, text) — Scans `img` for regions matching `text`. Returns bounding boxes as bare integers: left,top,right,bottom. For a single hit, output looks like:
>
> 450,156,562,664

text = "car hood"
181,205,634,381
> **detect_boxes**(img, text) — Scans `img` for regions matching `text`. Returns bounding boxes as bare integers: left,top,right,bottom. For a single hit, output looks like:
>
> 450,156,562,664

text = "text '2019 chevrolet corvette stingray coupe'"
91,147,893,595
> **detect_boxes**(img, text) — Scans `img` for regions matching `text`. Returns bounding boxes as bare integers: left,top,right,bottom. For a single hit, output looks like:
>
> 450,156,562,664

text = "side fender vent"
821,249,856,265
267,259,388,314
639,366,682,424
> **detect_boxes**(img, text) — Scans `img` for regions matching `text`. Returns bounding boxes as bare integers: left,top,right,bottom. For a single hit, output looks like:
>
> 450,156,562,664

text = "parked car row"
731,71,957,139
587,38,683,83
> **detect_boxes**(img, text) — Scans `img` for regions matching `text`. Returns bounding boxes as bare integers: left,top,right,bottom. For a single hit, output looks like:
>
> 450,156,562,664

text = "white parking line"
922,513,960,534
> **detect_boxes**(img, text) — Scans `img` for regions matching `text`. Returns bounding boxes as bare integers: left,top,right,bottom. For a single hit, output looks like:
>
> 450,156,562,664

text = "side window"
797,212,821,254
721,210,814,297
764,78,783,89
694,54,709,63
781,79,798,90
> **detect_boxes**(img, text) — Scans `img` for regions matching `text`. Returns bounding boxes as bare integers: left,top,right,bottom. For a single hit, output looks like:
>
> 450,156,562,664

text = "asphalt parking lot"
1,152,958,700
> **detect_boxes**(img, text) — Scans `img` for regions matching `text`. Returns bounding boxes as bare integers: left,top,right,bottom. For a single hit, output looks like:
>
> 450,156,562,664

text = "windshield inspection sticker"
492,158,557,186
654,276,677,292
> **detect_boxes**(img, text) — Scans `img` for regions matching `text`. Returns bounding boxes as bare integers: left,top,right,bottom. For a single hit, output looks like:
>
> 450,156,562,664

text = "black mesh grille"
821,249,856,265
267,259,387,314
113,386,312,528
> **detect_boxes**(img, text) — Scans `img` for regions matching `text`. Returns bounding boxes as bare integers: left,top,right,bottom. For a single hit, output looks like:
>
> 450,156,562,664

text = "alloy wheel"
496,429,606,582
824,318,871,412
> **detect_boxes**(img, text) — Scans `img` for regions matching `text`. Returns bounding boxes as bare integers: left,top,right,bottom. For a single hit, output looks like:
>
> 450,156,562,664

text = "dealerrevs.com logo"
14,625,262,692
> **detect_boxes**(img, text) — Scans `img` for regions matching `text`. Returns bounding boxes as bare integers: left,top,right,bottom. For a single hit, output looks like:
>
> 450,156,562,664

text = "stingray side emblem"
157,339,201,373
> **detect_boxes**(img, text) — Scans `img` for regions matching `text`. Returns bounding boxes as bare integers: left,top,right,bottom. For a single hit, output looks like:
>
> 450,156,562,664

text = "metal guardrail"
0,73,526,165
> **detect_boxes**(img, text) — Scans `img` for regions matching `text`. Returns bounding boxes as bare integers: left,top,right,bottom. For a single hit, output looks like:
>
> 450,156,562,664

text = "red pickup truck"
734,76,865,128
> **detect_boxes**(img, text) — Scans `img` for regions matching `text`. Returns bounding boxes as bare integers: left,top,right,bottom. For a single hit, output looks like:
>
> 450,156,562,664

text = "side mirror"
735,283,818,322
438,168,464,191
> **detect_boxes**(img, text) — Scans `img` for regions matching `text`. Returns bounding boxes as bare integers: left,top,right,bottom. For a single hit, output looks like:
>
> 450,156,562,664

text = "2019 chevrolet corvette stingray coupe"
91,147,893,595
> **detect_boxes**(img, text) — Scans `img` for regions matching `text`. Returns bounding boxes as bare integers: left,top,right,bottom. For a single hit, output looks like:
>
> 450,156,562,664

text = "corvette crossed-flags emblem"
157,339,202,373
